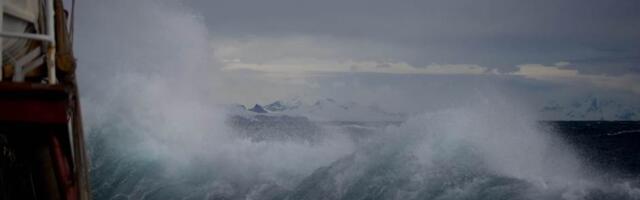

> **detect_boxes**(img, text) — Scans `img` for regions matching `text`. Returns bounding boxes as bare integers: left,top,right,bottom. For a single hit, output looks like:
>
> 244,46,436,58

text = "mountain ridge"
231,96,639,121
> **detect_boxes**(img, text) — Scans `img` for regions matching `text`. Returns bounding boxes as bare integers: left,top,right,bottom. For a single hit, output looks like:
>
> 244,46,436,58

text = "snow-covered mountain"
264,100,301,112
539,95,640,121
229,95,639,121
248,104,269,113
237,98,406,122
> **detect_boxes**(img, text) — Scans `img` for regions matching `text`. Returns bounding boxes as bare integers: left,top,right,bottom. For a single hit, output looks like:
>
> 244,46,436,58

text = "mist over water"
75,1,640,199
76,1,355,198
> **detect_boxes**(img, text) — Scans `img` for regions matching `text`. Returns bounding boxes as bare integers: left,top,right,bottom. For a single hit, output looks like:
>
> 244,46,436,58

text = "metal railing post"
47,0,57,84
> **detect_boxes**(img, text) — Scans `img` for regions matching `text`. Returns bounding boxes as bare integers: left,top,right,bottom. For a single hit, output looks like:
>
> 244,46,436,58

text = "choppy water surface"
88,111,640,200
74,1,640,199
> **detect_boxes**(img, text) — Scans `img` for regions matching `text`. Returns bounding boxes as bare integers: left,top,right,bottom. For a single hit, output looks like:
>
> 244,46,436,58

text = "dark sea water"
89,120,640,200
546,121,640,176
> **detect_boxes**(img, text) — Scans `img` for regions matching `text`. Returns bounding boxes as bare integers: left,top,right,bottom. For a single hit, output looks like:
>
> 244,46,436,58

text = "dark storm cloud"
186,0,639,75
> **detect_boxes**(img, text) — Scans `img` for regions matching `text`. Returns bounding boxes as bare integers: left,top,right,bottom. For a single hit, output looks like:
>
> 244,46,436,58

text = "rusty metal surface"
54,0,75,75
0,82,69,124
52,0,91,198
0,0,90,198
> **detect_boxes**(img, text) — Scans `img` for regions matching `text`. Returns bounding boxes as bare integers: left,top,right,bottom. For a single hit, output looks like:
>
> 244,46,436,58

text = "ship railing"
0,0,57,84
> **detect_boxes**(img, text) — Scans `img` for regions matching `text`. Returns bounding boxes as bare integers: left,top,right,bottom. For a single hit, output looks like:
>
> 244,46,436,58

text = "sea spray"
74,0,640,199
76,0,355,198
284,99,640,200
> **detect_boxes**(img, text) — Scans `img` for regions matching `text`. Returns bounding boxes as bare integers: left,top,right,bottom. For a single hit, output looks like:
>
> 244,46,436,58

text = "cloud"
212,35,639,96
375,62,392,68
74,0,639,122
192,0,640,75
221,59,488,75
513,64,579,77
213,36,490,75
512,64,640,94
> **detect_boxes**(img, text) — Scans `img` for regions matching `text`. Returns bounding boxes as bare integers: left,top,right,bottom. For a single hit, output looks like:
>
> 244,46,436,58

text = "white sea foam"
75,0,639,199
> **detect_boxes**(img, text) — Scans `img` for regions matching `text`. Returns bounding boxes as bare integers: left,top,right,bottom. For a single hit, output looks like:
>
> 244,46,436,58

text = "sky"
74,0,639,115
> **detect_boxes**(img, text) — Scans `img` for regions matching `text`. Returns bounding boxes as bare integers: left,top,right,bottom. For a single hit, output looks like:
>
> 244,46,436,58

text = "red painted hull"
0,82,88,200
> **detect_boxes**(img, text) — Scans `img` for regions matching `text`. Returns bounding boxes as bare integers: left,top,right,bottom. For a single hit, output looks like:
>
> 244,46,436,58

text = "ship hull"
0,82,88,200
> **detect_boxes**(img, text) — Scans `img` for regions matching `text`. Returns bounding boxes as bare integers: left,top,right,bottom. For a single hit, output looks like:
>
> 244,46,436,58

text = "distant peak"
249,104,268,113
264,101,285,112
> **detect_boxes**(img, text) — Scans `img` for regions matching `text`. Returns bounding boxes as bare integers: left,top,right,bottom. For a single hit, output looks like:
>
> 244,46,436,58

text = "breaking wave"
75,0,640,199
288,105,640,200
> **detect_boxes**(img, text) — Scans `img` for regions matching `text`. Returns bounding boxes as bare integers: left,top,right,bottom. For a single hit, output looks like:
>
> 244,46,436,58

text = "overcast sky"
184,0,639,72
76,0,639,113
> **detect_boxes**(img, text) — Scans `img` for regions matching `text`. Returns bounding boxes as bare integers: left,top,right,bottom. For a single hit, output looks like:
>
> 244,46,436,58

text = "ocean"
74,1,640,199
88,113,640,200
